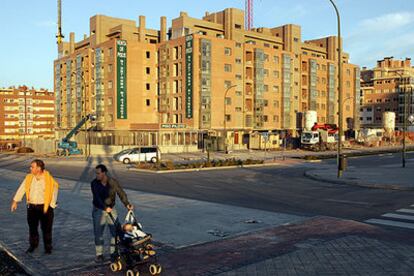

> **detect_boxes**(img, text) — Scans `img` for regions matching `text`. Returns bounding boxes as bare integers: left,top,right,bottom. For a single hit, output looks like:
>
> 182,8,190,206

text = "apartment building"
54,8,360,151
360,57,414,128
0,86,55,148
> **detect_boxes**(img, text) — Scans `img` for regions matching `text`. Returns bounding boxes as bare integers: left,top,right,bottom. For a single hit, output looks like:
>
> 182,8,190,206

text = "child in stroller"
108,210,162,276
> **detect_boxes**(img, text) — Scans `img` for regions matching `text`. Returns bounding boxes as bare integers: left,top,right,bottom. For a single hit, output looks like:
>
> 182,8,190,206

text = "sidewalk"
305,163,414,191
0,168,306,275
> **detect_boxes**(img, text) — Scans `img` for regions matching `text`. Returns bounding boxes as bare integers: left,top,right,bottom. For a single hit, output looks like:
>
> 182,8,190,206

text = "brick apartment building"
0,86,55,148
360,57,414,128
54,8,360,151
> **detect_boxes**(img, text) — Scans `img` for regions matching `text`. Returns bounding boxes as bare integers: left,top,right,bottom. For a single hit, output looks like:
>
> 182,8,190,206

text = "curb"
0,241,35,276
304,170,414,191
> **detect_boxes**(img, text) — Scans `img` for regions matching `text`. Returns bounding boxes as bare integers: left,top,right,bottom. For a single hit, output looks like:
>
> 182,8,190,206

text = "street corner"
304,167,414,191
148,216,385,275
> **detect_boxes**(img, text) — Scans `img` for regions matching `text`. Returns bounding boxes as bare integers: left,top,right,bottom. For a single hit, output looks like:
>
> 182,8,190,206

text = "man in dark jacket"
91,164,133,263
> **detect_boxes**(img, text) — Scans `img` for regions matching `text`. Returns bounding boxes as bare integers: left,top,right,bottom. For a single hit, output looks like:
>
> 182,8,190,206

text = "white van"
113,147,160,164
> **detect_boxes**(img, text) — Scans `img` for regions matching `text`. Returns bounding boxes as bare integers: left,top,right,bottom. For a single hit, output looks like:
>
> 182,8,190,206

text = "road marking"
324,199,372,206
382,213,414,221
397,209,414,214
194,185,220,190
366,219,414,230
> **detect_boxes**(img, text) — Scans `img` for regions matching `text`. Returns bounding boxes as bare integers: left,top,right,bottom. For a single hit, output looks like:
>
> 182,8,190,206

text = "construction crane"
245,0,253,30
57,114,96,156
56,0,64,44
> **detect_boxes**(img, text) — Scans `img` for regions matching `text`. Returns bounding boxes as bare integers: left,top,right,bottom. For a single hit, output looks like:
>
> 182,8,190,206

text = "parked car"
113,147,160,164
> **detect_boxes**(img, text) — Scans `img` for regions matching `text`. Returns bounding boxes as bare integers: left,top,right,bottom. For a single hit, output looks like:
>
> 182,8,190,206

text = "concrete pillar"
139,15,146,42
69,32,75,54
160,16,167,43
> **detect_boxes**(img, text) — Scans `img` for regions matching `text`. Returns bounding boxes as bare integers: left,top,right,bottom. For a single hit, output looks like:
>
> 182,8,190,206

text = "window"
146,99,150,106
273,86,279,93
236,74,242,80
224,47,232,56
264,100,268,107
225,114,231,122
274,56,280,64
146,51,151,59
273,115,279,122
146,83,151,90
225,97,232,105
108,81,113,89
108,64,113,72
235,24,242,29
109,47,113,56
235,58,242,64
235,107,242,112
224,80,232,89
294,37,299,42
235,91,242,96
146,67,150,75
264,85,269,92
273,71,280,78
224,64,232,72
235,42,242,48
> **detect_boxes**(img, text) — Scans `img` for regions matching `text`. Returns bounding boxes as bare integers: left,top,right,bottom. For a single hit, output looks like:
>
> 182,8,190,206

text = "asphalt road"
1,152,413,223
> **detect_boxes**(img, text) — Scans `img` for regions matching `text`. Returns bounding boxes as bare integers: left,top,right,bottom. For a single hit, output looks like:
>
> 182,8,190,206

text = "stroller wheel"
149,264,158,275
156,264,162,274
110,263,118,272
117,260,123,271
126,269,134,276
146,250,156,256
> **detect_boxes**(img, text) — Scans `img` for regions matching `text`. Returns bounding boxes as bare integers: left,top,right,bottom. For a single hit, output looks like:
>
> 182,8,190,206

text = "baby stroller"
108,210,162,276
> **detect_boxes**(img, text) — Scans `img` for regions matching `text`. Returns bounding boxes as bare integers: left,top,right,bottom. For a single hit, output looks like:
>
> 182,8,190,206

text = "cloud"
345,11,414,67
359,12,414,33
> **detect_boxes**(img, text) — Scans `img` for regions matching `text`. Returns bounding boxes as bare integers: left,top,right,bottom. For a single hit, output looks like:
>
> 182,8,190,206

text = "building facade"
54,8,360,151
360,57,414,128
0,86,55,148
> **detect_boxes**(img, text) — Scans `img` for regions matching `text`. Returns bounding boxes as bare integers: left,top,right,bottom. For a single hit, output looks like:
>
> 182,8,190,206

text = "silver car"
113,147,160,164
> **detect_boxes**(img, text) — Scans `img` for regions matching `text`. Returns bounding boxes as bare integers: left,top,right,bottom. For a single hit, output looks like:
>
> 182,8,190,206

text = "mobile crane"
57,114,96,156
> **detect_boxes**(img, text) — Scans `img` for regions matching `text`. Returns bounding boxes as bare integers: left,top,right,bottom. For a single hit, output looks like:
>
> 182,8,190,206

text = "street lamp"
71,72,88,160
224,84,238,153
328,0,344,178
390,70,410,168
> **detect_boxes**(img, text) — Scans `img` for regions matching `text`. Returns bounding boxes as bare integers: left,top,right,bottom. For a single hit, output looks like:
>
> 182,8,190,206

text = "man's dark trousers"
27,204,54,250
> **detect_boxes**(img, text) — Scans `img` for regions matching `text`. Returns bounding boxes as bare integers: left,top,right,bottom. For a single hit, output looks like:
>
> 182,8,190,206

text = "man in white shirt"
10,159,59,254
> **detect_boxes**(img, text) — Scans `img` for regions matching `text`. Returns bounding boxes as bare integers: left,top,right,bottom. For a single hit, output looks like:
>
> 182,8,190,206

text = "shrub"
16,147,34,153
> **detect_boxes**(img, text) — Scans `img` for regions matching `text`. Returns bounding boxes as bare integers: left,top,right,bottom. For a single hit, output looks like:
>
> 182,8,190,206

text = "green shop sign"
117,40,127,119
185,35,193,119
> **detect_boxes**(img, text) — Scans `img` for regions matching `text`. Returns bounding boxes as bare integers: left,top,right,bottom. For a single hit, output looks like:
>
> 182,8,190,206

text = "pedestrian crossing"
365,204,414,230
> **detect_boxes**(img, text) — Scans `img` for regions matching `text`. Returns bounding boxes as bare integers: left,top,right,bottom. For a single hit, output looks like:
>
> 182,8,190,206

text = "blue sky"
1,0,413,90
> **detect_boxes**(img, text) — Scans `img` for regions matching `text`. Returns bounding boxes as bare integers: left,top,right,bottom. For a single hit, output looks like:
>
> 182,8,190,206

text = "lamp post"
72,72,88,160
224,85,237,153
392,71,408,168
327,0,344,178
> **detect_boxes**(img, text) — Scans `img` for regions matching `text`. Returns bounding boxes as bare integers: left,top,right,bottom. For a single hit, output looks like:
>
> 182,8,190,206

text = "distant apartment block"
0,86,55,148
360,57,414,128
54,8,360,151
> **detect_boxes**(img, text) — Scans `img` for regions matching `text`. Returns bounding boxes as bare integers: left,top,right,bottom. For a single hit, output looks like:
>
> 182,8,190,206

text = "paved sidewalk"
305,162,414,191
0,168,306,275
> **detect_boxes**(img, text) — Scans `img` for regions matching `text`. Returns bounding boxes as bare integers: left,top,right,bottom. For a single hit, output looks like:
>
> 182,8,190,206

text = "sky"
1,0,414,90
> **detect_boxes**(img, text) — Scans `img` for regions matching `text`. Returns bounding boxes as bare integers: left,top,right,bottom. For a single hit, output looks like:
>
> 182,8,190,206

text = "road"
1,151,413,224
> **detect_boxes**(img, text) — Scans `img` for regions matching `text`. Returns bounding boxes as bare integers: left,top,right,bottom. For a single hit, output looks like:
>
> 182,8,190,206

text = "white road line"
324,199,372,206
194,185,220,190
382,213,414,221
366,219,414,230
397,209,414,214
